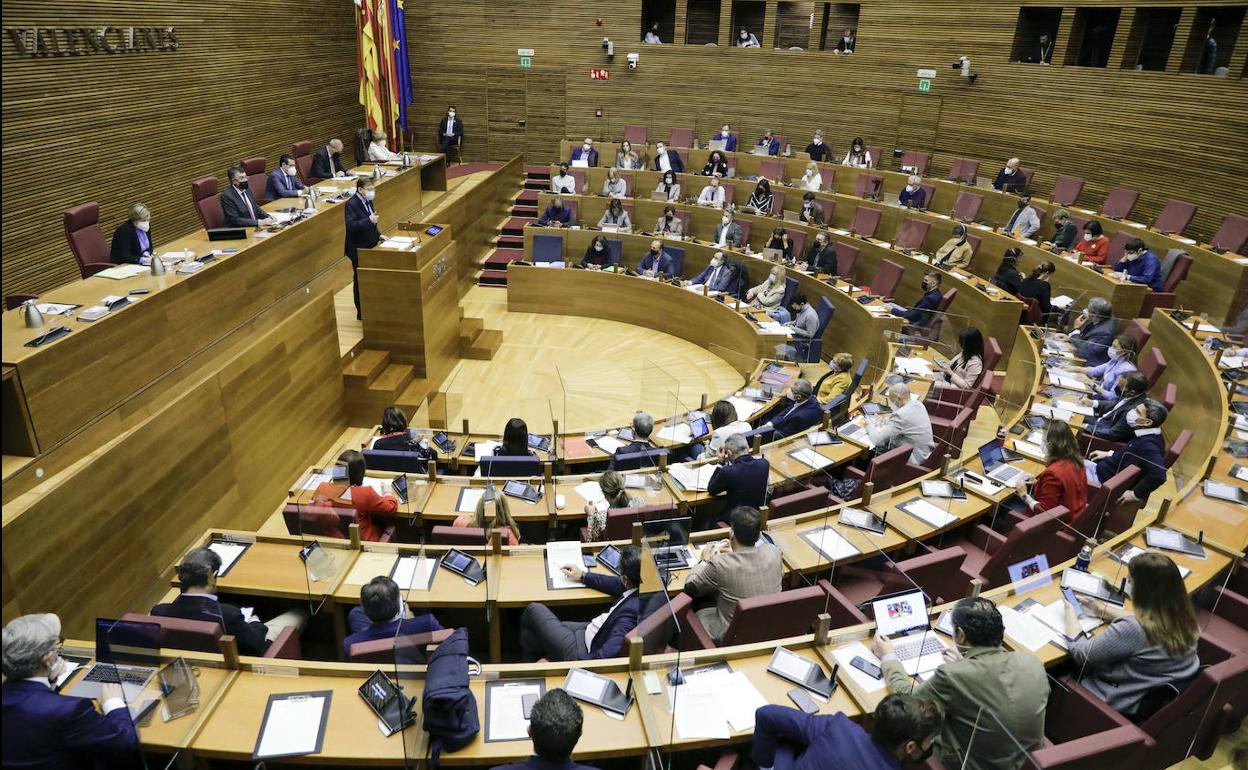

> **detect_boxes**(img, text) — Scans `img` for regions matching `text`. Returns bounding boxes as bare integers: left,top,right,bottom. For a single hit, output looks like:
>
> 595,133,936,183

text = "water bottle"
1075,541,1093,572
373,164,381,180
22,299,44,328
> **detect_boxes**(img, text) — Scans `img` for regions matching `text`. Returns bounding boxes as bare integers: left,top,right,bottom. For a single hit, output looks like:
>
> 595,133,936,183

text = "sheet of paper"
95,264,148,280
832,642,887,693
546,542,585,589
727,396,762,422
1050,295,1074,309
1000,605,1056,651
1052,399,1094,417
801,526,860,561
391,556,437,591
301,472,331,490
474,440,501,457
1030,403,1073,422
894,357,933,377
788,447,834,470
1218,355,1246,370
254,694,328,758
668,463,715,492
1030,600,1103,638
656,423,694,443
456,487,486,513
668,670,732,739
900,498,957,528
722,671,769,732
488,682,542,741
573,481,606,504
593,435,627,454
34,303,77,315
1012,440,1047,462
344,551,398,585
1048,373,1089,393
757,321,794,337
207,542,248,576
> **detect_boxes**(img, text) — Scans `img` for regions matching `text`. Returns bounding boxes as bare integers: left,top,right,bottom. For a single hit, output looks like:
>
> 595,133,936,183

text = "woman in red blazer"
313,450,398,541
1073,221,1110,264
1012,421,1088,524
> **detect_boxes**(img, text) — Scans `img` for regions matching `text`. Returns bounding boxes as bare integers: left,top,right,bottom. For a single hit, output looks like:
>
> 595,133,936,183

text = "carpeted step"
479,269,509,286
501,217,535,235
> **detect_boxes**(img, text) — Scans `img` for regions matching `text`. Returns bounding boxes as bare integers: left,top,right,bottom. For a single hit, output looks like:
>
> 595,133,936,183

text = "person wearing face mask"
310,138,347,179
221,164,276,229
643,22,663,44
713,212,743,246
765,227,793,263
366,128,400,161
889,271,944,327
799,191,825,225
581,235,612,269
653,204,685,236
1073,220,1110,264
803,132,831,163
109,203,155,264
800,161,823,191
1018,260,1057,315
898,174,927,209
653,141,684,173
751,693,944,770
1067,333,1138,403
1053,296,1118,367
344,575,444,657
934,224,972,269
803,232,837,275
615,141,640,170
570,137,598,167
1010,420,1088,520
690,251,734,293
537,196,573,227
842,137,871,168
654,171,682,203
834,28,856,53
550,163,577,195
1003,196,1040,239
699,177,728,209
1046,208,1077,252
990,248,1024,295
865,382,935,464
2,613,140,769
873,597,1048,770
757,129,780,156
710,124,738,152
601,168,628,199
266,153,309,200
746,264,787,311
1087,399,1169,505
1116,237,1163,290
596,198,632,231
1083,371,1148,442
639,240,676,278
737,27,760,47
991,157,1027,194
437,106,464,155
344,178,381,318
700,150,728,177
747,179,774,214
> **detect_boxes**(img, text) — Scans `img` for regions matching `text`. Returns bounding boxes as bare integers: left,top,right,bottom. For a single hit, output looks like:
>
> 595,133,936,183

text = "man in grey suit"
865,382,935,464
779,293,820,360
712,213,743,247
873,597,1048,770
683,506,783,643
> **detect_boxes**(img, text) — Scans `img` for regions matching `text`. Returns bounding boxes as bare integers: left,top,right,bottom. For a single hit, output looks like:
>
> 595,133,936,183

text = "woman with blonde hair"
1065,552,1199,719
800,161,822,192
584,470,642,540
454,489,522,545
816,352,855,403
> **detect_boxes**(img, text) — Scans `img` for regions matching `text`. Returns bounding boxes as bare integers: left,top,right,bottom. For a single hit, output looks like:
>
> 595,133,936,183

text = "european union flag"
390,0,414,132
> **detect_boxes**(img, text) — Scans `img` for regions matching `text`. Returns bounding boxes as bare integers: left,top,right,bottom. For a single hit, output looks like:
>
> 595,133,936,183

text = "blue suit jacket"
639,250,676,278
690,263,734,292
752,706,899,770
759,137,781,156
769,397,824,439
537,204,572,226
266,168,307,199
1122,251,1163,290
344,193,381,262
652,150,685,173
1095,431,1166,502
569,147,599,167
707,454,770,517
1073,318,1118,367
711,133,738,152
580,571,640,659
893,288,943,326
344,607,445,657
2,679,139,770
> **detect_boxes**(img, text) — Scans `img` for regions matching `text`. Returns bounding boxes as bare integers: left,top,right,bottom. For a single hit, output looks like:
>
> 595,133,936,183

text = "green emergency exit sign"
918,79,931,92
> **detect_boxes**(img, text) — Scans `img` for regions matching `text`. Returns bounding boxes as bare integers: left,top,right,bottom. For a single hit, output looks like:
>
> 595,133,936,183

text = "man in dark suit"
992,158,1028,194
437,106,464,155
310,138,347,179
343,576,444,658
152,547,305,657
109,202,154,264
609,411,655,469
639,239,676,278
652,141,684,173
490,689,596,770
221,165,276,229
707,433,770,525
890,271,943,327
344,178,382,320
519,546,642,661
1083,372,1147,442
1090,399,1168,505
537,197,573,227
689,251,735,293
803,231,838,275
569,138,598,167
266,154,308,200
2,613,140,770
761,379,824,439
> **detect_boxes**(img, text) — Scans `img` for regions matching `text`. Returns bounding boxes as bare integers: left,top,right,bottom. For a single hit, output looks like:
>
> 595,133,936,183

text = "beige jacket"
683,542,783,641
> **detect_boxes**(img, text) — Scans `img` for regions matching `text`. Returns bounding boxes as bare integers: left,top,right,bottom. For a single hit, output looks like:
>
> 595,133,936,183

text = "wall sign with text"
5,26,179,57
589,68,609,80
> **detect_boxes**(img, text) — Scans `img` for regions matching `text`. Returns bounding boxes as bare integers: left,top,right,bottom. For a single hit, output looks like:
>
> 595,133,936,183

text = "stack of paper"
1031,403,1073,422
455,487,486,513
1051,295,1075,310
1030,600,1104,639
391,556,437,591
593,435,627,454
1219,355,1246,370
669,670,731,739
34,303,77,315
545,542,585,589
1012,440,1047,462
474,440,501,457
757,321,793,337
95,264,147,280
801,526,860,561
1052,399,1094,417
728,397,761,422
999,606,1057,651
788,447,834,470
487,682,543,741
668,463,716,492
573,481,606,505
657,423,694,443
253,693,330,759
894,357,933,377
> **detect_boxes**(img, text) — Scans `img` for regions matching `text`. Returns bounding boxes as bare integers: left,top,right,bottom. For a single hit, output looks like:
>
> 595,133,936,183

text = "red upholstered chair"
851,206,882,239
983,336,1003,371
774,135,788,152
947,157,980,184
844,445,925,491
121,612,221,653
927,405,974,452
1122,319,1150,350
835,242,859,280
5,293,39,311
818,581,872,628
1077,466,1141,538
580,503,677,542
1153,200,1196,236
669,127,693,148
1018,167,1036,193
622,124,647,145
1100,187,1140,220
946,506,1072,589
1162,428,1190,469
1023,297,1043,325
1158,382,1178,414
676,585,831,650
1137,347,1166,388
719,181,736,202
675,210,692,235
917,183,936,210
892,218,930,251
62,203,112,278
1139,254,1192,317
854,174,883,199
281,503,396,542
767,485,832,519
1210,213,1248,254
821,167,838,191
1106,231,1133,267
784,227,805,259
191,177,224,231
966,233,982,257
867,258,903,298
565,199,579,223
628,592,690,654
831,546,970,607
952,191,984,222
770,190,787,217
618,172,634,197
759,159,784,181
430,525,511,545
1021,678,1150,770
903,287,957,341
619,201,635,222
925,369,999,419
347,629,454,664
241,156,268,203
1049,175,1085,206
675,148,689,172
866,145,882,168
291,140,317,184
569,169,587,194
1195,584,1248,655
900,150,930,175
733,217,751,245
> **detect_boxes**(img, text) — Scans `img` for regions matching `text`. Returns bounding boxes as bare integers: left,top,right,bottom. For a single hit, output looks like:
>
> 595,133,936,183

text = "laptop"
749,146,770,156
782,210,801,222
67,619,161,701
977,439,1028,485
761,247,784,262
869,590,946,674
706,139,727,152
641,516,693,570
651,190,670,202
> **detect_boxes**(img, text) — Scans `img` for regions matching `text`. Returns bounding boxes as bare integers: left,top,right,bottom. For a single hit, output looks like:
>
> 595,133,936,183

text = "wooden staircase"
460,314,502,360
479,165,549,287
343,349,429,427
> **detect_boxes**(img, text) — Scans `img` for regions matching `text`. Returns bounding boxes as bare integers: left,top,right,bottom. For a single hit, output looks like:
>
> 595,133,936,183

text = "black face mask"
235,181,248,190
650,249,660,256
1017,200,1028,209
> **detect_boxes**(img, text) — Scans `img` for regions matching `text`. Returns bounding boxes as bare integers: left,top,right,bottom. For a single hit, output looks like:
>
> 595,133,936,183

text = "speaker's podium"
355,222,485,427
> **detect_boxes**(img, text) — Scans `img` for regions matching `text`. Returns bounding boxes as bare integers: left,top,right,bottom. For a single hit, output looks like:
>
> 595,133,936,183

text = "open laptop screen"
977,439,1005,472
871,591,929,637
641,517,692,550
95,618,161,666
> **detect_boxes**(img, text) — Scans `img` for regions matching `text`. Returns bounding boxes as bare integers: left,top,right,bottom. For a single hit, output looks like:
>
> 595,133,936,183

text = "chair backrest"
901,150,930,175
1158,382,1178,413
568,168,587,194
62,202,111,277
854,174,883,199
618,173,634,197
865,146,882,168
604,503,677,540
668,127,693,148
431,525,511,545
564,199,579,222
191,177,224,230
850,358,869,394
785,227,805,258
291,140,315,184
1160,254,1192,293
770,189,787,217
1138,346,1166,388
348,630,452,664
821,167,838,191
622,124,648,145
1211,213,1248,254
767,485,830,519
120,612,223,653
1101,187,1141,220
851,207,881,239
1106,231,1133,266
936,287,957,314
605,238,623,265
1140,643,1248,768
836,243,859,279
953,191,984,222
1122,319,1150,350
1077,466,1139,536
720,586,829,646
1050,175,1085,206
781,276,798,309
1018,167,1036,193
281,503,352,539
983,337,1003,371
864,445,916,488
1023,297,1042,325
478,455,541,477
674,210,692,235
917,183,936,209
818,580,871,628
759,159,783,181
5,293,39,311
363,449,429,473
949,157,980,183
611,448,669,471
939,406,975,450
1154,200,1196,235
532,233,565,263
1163,429,1191,469
979,507,1068,587
627,592,686,654
813,296,835,337
241,156,268,203
966,233,982,257
354,127,372,165
869,259,904,298
1028,680,1149,770
895,546,970,606
665,245,685,276
893,218,930,251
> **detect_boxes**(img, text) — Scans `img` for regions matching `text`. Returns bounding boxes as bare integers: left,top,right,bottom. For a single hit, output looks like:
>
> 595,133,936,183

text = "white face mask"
1109,346,1124,360
285,165,298,176
1004,166,1013,174
448,112,455,119
1084,233,1094,242
583,143,591,151
595,245,604,252
363,189,376,201
740,32,748,39
657,146,665,154
47,651,69,683
721,217,731,226
905,185,917,192
803,201,812,209
135,220,150,232
814,138,822,144
1126,409,1144,428
721,129,729,136
711,259,721,268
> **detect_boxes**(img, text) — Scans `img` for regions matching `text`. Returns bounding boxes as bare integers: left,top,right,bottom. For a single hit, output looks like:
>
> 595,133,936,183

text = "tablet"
595,545,623,575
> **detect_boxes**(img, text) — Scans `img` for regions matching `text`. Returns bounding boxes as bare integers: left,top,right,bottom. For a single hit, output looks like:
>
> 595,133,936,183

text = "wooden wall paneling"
488,68,528,161
0,0,364,298
525,71,568,162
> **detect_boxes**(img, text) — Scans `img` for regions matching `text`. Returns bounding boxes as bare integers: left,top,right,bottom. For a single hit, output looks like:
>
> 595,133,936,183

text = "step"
461,315,484,339
395,376,432,412
524,165,551,177
479,269,509,286
484,251,522,269
502,217,535,234
343,349,391,387
523,180,549,190
516,189,540,204
465,328,503,360
369,362,415,396
511,205,537,217
495,235,524,249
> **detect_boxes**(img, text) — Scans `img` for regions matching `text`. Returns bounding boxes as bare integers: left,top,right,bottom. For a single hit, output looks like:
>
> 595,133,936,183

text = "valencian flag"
356,0,412,145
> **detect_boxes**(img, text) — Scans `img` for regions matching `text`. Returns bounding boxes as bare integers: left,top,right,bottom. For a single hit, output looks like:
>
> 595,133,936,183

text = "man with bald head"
761,378,823,439
866,382,935,464
992,157,1027,194
311,138,347,179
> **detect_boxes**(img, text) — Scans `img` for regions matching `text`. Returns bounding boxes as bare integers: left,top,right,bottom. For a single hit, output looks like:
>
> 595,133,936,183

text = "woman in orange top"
453,491,522,545
313,449,398,541
1073,220,1110,264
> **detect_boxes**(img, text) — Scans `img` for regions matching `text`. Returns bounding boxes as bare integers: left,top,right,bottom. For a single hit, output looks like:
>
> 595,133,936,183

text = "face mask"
711,259,721,268
905,185,917,192
1084,233,1094,242
1126,410,1144,428
664,213,673,221
285,165,298,176
740,32,748,39
135,220,150,232
853,145,862,152
721,217,731,226
448,111,455,118
768,274,778,283
363,190,376,201
235,180,248,190
595,245,604,252
803,201,812,209
1017,200,1028,209
1109,346,1124,360
47,651,69,684
583,143,591,151
814,138,822,144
